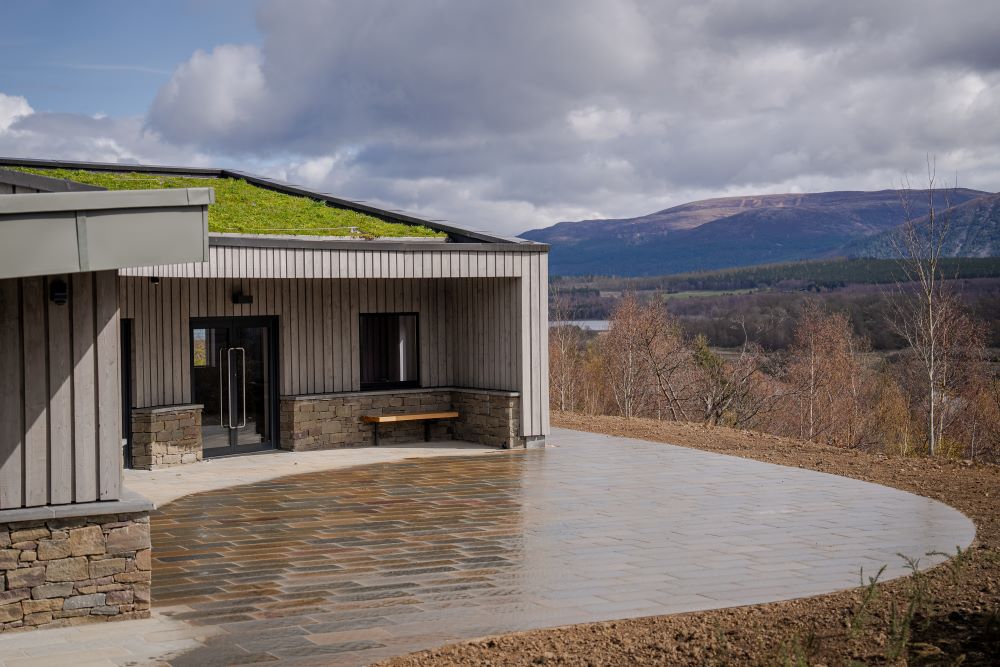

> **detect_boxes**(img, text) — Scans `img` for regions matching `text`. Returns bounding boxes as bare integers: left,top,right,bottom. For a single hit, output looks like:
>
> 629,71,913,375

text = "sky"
1,0,998,236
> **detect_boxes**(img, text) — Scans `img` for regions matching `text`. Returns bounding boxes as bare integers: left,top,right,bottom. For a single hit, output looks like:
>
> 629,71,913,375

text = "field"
661,288,757,300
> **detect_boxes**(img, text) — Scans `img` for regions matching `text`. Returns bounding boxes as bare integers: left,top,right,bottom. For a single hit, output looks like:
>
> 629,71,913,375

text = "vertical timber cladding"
0,271,121,511
119,276,521,406
118,245,550,440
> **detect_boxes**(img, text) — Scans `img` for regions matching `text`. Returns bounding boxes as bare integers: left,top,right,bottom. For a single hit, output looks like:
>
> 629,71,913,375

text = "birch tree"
887,158,955,455
601,292,650,418
549,291,583,411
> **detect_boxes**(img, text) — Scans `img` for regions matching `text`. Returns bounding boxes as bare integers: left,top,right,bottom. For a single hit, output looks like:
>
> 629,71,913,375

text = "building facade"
0,159,549,632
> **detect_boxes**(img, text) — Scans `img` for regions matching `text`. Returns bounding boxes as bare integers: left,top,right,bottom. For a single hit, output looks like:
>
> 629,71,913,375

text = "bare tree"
549,290,583,411
634,300,694,421
887,158,956,456
933,301,988,455
601,292,651,418
691,328,779,428
786,302,869,444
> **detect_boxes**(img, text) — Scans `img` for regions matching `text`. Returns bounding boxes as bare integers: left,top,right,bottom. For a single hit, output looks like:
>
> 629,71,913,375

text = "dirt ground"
378,412,1000,666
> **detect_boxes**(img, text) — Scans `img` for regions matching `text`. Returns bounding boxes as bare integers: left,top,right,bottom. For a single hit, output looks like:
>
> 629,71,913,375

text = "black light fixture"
232,291,253,305
49,279,68,306
149,276,160,286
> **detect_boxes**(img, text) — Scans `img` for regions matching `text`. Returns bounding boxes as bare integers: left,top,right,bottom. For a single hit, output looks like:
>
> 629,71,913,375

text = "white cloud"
567,107,633,141
0,93,32,131
289,156,337,187
5,1,1000,237
149,44,266,145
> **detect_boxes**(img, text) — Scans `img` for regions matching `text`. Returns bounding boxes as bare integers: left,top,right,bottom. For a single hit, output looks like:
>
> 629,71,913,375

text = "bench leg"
373,422,379,447
424,420,431,442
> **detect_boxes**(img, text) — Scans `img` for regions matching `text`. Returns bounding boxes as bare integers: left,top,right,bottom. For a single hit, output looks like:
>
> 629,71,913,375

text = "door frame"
189,315,280,457
120,318,134,469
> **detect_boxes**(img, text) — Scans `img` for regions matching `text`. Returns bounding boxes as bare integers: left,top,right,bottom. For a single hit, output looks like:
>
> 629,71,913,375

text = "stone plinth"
131,404,203,470
452,389,525,449
0,511,151,633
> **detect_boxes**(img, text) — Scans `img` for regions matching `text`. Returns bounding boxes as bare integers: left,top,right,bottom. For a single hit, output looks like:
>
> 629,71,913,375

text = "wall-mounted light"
232,291,253,305
149,276,160,286
49,279,68,306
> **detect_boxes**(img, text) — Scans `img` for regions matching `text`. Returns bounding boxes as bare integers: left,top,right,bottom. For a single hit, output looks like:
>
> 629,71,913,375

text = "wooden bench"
361,411,460,447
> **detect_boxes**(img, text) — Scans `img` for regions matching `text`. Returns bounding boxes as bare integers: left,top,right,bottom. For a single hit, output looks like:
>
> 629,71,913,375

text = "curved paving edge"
5,428,972,667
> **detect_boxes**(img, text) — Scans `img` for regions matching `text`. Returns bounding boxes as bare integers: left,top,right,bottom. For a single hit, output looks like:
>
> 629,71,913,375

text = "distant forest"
552,258,1000,350
553,257,1000,293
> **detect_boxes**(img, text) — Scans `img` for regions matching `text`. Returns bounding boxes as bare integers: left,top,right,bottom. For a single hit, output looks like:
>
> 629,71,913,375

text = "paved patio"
0,428,975,666
124,441,496,507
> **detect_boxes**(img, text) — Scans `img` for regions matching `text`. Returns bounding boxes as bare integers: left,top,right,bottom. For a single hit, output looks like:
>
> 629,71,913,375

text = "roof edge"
210,233,547,253
0,156,543,246
0,187,215,215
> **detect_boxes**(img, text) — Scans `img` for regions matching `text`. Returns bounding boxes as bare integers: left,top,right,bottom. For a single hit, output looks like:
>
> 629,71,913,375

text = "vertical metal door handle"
234,347,247,428
227,347,236,429
219,347,228,427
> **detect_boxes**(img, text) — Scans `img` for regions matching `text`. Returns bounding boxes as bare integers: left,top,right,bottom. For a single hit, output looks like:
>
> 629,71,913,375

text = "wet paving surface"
153,428,975,666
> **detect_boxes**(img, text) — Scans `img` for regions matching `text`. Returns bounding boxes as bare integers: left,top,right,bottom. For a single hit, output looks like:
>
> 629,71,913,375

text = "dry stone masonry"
0,512,151,632
131,404,203,470
452,390,525,449
280,388,525,450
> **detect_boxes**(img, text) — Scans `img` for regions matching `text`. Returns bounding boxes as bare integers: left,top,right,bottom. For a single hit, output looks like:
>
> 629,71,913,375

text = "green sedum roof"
13,168,445,238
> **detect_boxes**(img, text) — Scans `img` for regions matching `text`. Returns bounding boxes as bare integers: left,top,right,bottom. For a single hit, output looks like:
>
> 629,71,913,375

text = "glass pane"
192,326,231,455
236,326,269,447
399,315,418,382
360,314,419,388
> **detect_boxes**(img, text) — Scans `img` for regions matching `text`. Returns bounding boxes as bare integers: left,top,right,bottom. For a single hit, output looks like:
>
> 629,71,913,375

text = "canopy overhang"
0,188,212,280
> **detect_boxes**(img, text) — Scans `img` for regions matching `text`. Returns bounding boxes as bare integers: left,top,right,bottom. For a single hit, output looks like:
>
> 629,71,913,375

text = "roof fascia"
209,233,547,253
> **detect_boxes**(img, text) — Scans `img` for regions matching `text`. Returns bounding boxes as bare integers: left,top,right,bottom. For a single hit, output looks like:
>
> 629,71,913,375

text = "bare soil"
378,412,1000,666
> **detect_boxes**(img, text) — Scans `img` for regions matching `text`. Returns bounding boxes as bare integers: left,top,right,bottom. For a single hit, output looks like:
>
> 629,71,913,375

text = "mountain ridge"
847,192,1000,259
521,188,993,275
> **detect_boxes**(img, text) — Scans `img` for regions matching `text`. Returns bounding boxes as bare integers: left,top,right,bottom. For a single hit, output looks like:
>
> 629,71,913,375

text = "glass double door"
191,317,277,457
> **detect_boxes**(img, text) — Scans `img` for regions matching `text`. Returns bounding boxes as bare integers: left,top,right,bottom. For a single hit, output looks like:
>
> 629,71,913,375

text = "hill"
847,192,1000,259
521,189,990,276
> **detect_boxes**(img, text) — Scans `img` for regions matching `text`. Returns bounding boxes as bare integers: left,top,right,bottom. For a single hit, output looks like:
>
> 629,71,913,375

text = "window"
192,328,219,368
360,313,419,389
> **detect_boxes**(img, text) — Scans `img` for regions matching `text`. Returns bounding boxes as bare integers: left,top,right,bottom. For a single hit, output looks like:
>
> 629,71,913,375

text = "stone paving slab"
125,441,496,507
0,428,975,666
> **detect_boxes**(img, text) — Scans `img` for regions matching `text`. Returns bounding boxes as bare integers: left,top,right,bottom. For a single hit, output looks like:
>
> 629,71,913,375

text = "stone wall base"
280,388,527,451
452,390,525,449
0,512,151,633
131,404,203,470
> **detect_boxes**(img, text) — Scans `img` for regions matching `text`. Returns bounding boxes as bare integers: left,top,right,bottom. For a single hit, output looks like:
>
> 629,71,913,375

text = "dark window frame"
359,312,421,391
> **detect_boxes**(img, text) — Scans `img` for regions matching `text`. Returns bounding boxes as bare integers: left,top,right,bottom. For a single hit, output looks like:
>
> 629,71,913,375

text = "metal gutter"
210,233,547,253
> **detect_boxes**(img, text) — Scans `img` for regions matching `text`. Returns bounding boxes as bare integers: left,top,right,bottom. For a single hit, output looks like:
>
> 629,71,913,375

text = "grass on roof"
13,167,445,238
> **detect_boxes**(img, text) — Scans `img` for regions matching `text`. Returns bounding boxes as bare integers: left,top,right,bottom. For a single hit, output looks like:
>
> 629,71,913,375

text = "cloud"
0,93,32,131
0,102,216,167
7,1,1000,236
567,107,633,141
149,44,266,147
